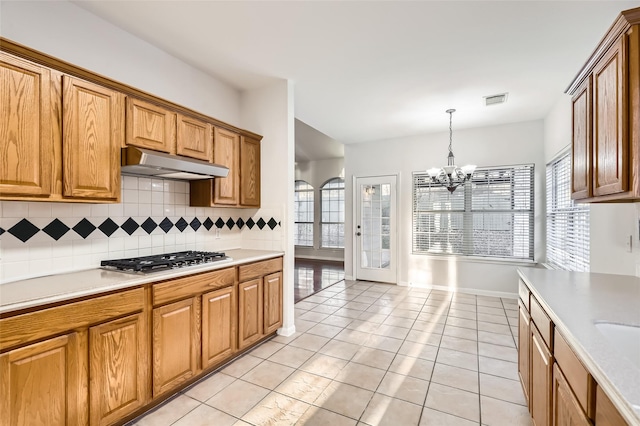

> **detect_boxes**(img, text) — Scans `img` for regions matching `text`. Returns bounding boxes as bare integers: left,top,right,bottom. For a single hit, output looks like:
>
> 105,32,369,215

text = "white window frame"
320,177,345,249
546,150,590,271
294,180,314,247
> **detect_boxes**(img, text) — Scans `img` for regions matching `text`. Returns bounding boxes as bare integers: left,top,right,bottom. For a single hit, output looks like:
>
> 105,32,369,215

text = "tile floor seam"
476,297,483,426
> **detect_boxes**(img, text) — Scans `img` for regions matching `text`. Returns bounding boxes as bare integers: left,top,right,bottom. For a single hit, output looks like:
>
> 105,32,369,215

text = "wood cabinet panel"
596,385,628,426
263,271,283,334
518,301,530,408
519,280,530,310
0,52,53,197
0,333,85,426
176,113,212,161
240,135,260,207
531,324,553,426
238,278,263,350
89,313,149,425
592,37,628,197
553,363,591,426
126,97,175,153
238,257,284,282
571,77,592,200
213,127,239,205
554,330,595,419
153,267,235,306
202,286,236,369
531,296,554,351
62,76,123,201
152,297,200,396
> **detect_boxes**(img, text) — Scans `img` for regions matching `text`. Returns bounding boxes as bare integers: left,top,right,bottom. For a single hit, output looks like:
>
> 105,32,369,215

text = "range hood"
121,147,229,180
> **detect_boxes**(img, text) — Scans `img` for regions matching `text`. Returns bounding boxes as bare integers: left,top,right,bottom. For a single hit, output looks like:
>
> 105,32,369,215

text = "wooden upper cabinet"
89,313,149,426
592,37,628,197
0,52,54,197
240,135,261,207
176,113,212,161
62,76,123,201
214,127,240,205
0,333,86,426
571,77,592,200
126,97,176,153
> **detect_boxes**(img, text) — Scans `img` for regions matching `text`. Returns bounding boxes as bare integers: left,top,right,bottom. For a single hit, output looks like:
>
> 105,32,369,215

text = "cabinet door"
62,76,123,201
552,363,591,426
0,333,86,426
0,52,53,197
90,313,149,426
595,385,627,426
592,37,628,197
518,302,530,408
531,324,553,426
240,135,261,207
238,278,263,350
571,77,592,200
213,127,239,205
152,297,200,396
263,271,283,334
126,97,175,153
202,286,236,369
176,113,212,161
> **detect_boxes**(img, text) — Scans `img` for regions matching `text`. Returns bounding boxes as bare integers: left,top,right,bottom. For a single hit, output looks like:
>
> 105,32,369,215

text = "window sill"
411,253,537,267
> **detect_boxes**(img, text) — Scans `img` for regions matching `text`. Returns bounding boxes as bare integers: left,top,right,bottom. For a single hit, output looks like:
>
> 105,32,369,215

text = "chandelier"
427,109,476,193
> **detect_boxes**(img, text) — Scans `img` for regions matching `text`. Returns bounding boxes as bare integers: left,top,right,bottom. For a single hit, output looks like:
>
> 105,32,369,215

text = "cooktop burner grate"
101,251,227,273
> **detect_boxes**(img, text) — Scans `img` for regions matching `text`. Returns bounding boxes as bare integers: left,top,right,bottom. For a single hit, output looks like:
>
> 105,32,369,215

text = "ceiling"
76,0,638,151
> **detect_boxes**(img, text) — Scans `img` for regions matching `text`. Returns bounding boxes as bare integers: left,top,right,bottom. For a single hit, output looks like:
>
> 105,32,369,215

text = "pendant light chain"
448,110,453,154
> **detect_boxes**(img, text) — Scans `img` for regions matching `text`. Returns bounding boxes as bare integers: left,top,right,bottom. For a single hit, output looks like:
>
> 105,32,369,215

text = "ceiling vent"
484,93,508,106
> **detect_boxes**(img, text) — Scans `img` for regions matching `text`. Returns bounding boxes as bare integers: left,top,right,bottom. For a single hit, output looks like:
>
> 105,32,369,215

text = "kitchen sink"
594,322,640,370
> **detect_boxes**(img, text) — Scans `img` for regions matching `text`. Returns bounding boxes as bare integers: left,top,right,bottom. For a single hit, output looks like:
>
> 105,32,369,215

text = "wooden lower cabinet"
238,278,264,350
0,333,85,426
595,386,627,426
518,301,531,407
553,363,591,426
202,286,236,368
263,271,283,334
152,297,200,396
89,313,149,426
531,324,553,426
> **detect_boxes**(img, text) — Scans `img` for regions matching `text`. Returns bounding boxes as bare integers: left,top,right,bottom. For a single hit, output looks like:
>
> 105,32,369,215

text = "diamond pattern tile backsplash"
0,176,283,283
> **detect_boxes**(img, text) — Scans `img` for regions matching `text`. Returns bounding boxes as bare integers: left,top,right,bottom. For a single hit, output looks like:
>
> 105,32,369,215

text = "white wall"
294,157,345,261
0,1,240,125
345,120,546,296
543,96,640,276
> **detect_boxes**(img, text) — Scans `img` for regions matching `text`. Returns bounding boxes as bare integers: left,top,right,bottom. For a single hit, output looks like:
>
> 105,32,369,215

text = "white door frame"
352,174,399,284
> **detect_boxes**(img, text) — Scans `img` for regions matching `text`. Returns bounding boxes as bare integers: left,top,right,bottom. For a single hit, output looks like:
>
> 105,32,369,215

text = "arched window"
294,180,314,246
320,177,345,248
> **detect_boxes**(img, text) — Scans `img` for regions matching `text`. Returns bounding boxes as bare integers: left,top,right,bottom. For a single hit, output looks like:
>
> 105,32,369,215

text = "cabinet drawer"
518,280,530,312
153,267,235,306
555,330,596,419
530,296,553,350
238,257,283,282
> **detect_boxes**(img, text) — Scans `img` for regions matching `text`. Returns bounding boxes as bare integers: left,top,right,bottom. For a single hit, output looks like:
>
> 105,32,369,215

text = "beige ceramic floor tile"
183,372,236,402
289,333,330,351
334,328,372,345
295,301,319,311
440,335,479,355
360,393,423,426
335,362,386,391
417,311,448,324
241,360,296,389
321,315,354,328
172,404,237,426
372,324,410,339
206,380,270,418
478,356,519,381
431,363,479,393
275,370,332,404
313,381,374,419
411,320,446,334
364,334,404,352
479,373,527,406
249,340,286,359
444,325,479,341
299,311,330,323
272,332,302,344
335,308,364,318
357,312,389,324
446,317,478,330
389,308,420,319
477,321,512,335
221,354,263,378
242,392,310,426
477,313,509,325
344,301,371,311
424,383,480,423
477,330,515,348
318,340,361,360
311,304,341,315
135,395,200,426
477,306,505,316
478,342,518,363
388,354,435,379
347,319,385,333
436,348,479,371
294,319,316,333
377,371,430,405
398,340,439,361
269,345,315,368
383,315,416,328
351,346,396,370
448,309,477,320
419,407,479,425
299,353,349,379
295,406,358,426
307,323,343,338
480,395,532,425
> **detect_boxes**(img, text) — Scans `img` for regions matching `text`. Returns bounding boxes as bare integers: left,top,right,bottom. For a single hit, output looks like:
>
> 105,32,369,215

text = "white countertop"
517,267,640,424
0,249,283,315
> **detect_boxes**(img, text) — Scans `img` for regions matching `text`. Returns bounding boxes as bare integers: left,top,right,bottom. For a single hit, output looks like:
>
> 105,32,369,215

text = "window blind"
546,153,589,271
413,164,535,261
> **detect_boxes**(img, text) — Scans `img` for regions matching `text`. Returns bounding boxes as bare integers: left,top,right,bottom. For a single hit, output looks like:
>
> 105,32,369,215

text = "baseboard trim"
277,324,297,337
294,255,345,262
399,281,517,299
